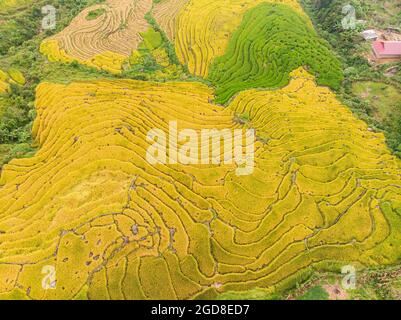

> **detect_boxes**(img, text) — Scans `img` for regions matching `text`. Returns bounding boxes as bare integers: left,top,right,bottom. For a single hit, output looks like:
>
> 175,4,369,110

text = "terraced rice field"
41,0,153,73
0,69,401,299
0,70,9,94
2,0,401,300
0,68,25,94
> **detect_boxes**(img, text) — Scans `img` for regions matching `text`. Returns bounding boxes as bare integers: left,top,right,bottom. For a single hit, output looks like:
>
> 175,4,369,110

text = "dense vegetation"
208,3,343,104
297,286,329,300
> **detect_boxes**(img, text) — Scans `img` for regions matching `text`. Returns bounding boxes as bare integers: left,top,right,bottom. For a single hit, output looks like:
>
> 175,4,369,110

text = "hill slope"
0,69,400,299
0,0,401,300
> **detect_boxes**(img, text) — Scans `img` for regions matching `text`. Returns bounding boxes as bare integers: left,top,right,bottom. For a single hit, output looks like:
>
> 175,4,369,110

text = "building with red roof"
372,41,401,59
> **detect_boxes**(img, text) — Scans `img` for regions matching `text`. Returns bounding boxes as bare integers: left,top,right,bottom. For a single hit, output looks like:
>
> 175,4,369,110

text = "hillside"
301,0,401,159
0,0,400,300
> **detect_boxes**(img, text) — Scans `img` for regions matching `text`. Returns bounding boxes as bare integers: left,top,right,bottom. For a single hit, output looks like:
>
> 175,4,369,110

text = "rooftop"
373,41,401,56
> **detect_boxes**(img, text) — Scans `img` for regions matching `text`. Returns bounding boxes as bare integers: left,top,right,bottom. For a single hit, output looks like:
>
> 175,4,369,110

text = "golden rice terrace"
0,0,400,300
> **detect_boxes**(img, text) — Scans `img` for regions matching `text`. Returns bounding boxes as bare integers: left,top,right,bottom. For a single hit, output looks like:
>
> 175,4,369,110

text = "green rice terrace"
208,3,343,104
